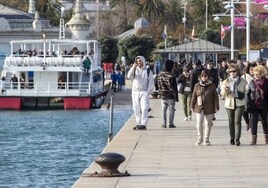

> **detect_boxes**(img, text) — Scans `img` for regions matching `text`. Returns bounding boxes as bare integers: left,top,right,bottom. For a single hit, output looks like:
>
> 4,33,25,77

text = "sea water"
0,107,132,188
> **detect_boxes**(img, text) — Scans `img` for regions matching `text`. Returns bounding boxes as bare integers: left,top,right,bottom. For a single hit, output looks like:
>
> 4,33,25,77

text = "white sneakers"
196,140,202,145
196,140,211,146
184,116,192,121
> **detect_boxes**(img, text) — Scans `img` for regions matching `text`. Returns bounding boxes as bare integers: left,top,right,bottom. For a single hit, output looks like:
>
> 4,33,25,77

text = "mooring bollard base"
82,170,130,177
82,152,130,177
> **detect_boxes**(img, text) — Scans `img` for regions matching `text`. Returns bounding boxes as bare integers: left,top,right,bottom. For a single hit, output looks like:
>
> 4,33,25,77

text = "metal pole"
206,0,208,29
246,0,250,62
108,94,114,143
97,2,99,40
231,0,234,60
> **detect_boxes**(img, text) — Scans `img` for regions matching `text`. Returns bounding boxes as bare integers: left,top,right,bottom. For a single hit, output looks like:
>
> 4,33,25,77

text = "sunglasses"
201,75,208,77
229,70,237,73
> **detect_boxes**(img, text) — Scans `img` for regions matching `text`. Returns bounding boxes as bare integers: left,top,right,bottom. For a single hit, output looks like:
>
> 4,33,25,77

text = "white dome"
134,17,150,29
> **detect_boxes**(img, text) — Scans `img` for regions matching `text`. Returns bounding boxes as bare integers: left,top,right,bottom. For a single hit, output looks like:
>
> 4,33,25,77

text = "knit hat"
164,60,174,72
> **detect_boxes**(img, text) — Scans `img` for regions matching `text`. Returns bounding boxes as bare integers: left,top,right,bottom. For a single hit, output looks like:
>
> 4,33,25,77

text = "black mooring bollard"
82,152,130,177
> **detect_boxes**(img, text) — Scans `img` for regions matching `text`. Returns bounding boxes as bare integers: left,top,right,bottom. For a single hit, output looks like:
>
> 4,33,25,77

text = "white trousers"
132,91,149,126
196,110,213,142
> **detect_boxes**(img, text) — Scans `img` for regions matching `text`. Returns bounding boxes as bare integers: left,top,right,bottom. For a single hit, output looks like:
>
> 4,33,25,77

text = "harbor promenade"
73,79,268,188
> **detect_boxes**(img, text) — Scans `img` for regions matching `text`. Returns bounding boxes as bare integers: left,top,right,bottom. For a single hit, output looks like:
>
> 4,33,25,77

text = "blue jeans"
161,99,176,126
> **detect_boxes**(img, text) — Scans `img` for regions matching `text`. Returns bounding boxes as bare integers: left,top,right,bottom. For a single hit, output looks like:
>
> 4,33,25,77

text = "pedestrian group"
127,55,268,146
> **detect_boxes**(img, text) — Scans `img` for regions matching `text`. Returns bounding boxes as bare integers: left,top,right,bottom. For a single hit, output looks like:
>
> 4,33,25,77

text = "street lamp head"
213,16,221,22
264,5,268,11
224,4,234,10
61,7,65,17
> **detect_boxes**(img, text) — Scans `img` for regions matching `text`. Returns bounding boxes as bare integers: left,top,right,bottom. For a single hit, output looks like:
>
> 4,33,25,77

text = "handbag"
247,100,256,113
237,91,245,100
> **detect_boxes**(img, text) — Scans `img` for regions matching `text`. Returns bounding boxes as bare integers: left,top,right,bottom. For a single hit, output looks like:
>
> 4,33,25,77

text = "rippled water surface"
0,107,132,188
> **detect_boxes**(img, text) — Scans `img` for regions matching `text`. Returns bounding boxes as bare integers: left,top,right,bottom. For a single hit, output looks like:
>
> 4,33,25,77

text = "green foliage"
190,0,223,24
36,0,62,26
0,0,62,26
199,29,221,45
141,0,165,22
118,34,155,64
162,0,184,32
100,37,119,64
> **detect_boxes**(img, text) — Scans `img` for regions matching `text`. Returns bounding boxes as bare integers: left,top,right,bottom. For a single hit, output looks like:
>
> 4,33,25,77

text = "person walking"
155,60,178,128
242,62,257,131
221,64,247,146
246,65,268,145
177,67,192,121
110,71,118,91
206,60,219,121
191,69,219,146
190,59,204,93
127,55,154,130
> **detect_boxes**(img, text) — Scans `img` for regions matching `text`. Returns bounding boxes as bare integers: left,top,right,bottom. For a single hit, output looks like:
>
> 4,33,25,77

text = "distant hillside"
0,0,28,12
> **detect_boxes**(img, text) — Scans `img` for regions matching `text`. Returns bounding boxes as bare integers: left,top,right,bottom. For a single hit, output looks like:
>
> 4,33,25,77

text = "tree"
100,37,119,64
138,0,165,23
199,28,221,44
117,34,155,64
109,0,137,32
162,0,184,32
190,0,222,25
36,0,62,26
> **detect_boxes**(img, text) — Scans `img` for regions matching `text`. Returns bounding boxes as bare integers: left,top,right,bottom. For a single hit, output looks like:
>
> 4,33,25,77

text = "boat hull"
0,97,22,110
64,97,92,110
0,91,107,110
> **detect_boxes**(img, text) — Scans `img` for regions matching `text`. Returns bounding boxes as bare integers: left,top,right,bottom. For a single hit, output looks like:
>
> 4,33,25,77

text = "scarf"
198,79,213,97
228,76,240,98
199,79,213,87
253,77,267,107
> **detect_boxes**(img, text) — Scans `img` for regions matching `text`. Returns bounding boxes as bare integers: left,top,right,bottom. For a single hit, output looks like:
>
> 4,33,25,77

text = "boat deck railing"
0,81,103,97
4,55,85,68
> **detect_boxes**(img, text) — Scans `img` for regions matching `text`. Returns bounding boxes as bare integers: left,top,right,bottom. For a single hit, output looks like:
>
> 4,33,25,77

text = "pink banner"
256,0,268,4
234,17,246,27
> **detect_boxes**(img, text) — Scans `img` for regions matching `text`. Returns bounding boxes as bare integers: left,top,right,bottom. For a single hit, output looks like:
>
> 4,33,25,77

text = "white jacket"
127,56,154,93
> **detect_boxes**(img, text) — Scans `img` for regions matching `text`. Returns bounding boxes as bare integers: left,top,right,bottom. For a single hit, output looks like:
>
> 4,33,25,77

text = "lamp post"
246,0,250,62
206,0,208,29
182,3,187,38
230,0,234,60
214,0,251,61
59,7,65,39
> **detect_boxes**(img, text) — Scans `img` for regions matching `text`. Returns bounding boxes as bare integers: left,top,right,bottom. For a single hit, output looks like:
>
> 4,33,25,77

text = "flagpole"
246,0,250,61
164,25,167,50
96,0,99,40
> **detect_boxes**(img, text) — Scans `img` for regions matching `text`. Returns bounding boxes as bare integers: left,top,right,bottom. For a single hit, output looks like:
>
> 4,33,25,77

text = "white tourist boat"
0,39,107,110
